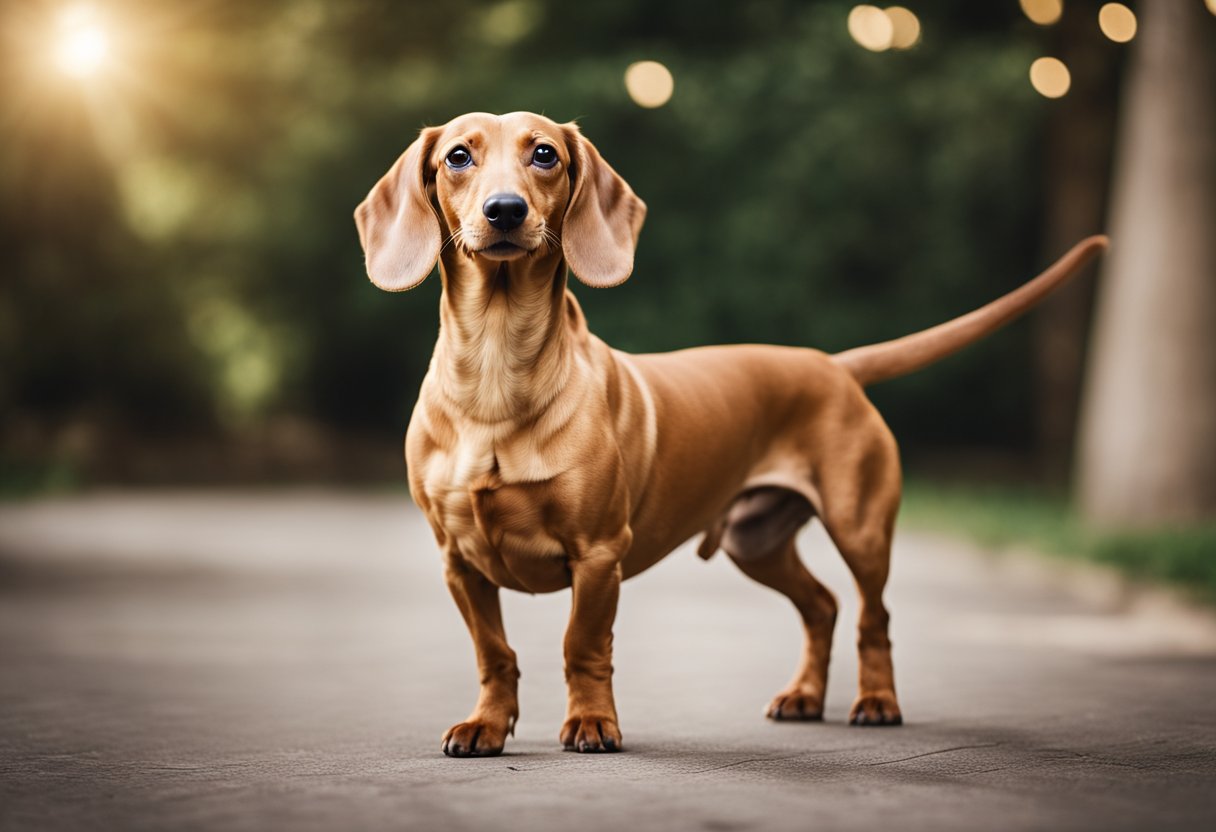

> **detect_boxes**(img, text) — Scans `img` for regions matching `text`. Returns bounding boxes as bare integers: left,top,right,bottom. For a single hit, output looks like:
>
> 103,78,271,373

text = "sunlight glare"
54,7,110,79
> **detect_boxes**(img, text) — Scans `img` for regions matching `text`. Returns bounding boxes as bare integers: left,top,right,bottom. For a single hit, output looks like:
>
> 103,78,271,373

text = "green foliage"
2,0,1060,455
902,480,1216,604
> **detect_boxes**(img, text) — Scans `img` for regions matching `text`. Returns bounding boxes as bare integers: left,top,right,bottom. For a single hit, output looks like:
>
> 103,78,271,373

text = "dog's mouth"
476,239,531,261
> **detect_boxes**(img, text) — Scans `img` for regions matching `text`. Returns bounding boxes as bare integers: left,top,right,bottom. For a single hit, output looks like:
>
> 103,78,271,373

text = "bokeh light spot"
847,5,893,52
1098,3,1137,43
625,61,674,109
478,0,539,48
1019,0,1063,26
1029,57,1071,99
884,6,921,50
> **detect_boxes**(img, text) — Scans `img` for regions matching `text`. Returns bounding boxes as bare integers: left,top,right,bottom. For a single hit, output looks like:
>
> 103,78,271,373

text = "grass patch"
900,479,1216,605
0,456,82,500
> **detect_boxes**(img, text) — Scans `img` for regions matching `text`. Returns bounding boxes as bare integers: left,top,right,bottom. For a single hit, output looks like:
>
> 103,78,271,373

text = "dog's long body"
355,112,1107,757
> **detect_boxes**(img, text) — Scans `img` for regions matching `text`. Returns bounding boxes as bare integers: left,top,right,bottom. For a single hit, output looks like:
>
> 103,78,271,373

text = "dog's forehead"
437,111,563,145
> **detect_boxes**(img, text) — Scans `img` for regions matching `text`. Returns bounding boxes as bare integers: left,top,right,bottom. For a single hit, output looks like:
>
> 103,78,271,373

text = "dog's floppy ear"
354,127,442,292
561,124,647,288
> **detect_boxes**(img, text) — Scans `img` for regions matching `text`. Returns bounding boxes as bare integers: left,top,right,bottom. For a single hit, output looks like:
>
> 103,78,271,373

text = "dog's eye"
445,147,473,170
531,145,558,169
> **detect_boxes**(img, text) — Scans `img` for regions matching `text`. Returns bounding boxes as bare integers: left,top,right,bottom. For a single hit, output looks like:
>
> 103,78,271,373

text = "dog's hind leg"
723,489,838,721
833,525,901,725
818,434,903,726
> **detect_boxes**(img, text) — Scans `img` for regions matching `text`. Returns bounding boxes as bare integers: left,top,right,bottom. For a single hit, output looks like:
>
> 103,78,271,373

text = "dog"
354,111,1106,757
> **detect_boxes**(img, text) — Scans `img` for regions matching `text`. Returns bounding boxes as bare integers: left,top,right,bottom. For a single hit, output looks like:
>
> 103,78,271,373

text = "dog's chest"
417,428,571,592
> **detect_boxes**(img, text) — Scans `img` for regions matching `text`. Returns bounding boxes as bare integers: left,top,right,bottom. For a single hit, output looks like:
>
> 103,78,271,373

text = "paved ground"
1,491,1214,832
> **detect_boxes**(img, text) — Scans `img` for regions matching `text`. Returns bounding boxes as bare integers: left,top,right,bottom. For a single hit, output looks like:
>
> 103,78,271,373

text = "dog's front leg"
441,555,519,757
561,534,629,753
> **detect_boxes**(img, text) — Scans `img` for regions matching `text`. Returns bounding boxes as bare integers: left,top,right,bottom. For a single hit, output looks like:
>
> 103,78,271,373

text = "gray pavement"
1,491,1214,831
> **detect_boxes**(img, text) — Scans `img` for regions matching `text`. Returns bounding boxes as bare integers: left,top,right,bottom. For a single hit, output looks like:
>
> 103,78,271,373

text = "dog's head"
355,112,646,291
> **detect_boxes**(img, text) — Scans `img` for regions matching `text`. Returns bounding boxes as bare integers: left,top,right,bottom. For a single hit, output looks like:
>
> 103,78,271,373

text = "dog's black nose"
482,193,528,231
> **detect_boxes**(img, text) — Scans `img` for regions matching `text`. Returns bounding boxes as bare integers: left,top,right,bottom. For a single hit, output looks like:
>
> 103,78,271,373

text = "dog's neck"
433,246,579,423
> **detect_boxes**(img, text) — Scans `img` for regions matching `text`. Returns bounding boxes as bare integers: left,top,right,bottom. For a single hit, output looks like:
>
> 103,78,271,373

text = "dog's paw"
849,692,902,726
765,689,824,721
560,714,623,753
441,719,509,757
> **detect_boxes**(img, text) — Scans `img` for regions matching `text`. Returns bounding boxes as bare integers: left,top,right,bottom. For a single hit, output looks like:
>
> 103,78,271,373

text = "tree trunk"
1032,0,1117,485
1076,0,1216,527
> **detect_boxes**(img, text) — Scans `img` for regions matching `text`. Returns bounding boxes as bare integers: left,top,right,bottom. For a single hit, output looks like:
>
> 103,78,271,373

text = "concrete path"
1,492,1214,831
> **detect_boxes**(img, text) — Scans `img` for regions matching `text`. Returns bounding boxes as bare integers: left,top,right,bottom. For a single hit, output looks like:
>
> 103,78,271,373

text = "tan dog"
355,111,1106,757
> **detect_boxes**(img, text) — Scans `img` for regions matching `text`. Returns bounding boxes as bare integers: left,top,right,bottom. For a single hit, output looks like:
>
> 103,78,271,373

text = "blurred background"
1,0,1213,588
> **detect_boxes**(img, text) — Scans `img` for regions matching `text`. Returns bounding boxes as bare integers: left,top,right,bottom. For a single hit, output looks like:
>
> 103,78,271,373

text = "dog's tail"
833,236,1108,387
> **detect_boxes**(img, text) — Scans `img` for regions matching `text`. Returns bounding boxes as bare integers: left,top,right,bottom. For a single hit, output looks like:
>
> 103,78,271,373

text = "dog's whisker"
439,228,463,256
